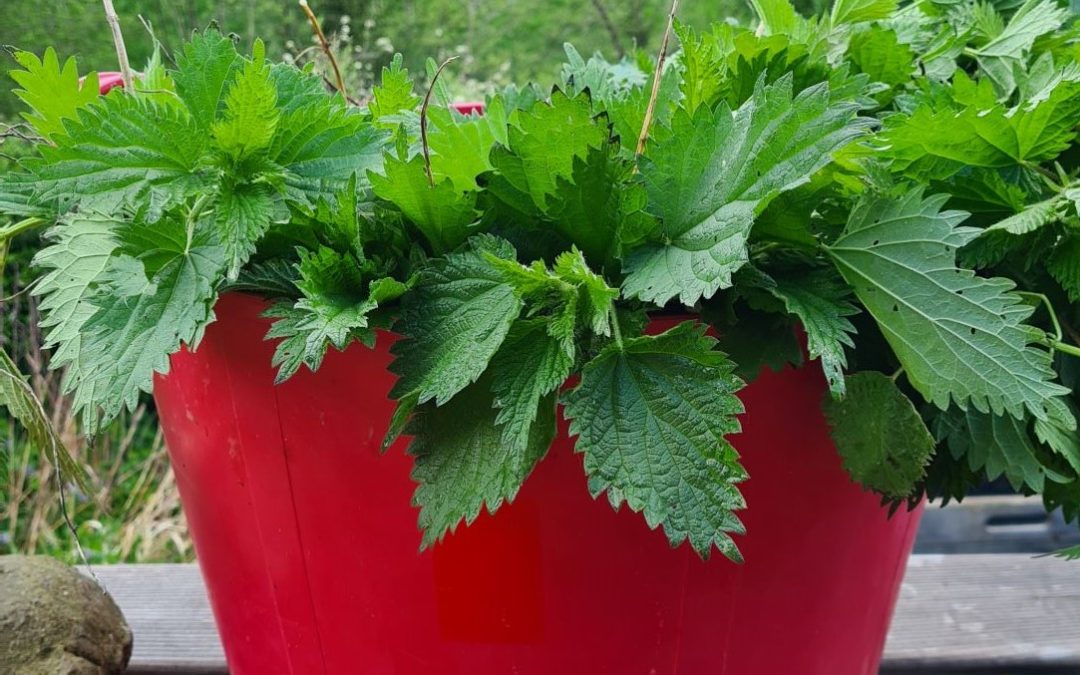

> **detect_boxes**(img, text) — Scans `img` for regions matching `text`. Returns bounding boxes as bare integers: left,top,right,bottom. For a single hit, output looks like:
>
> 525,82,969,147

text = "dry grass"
1,255,192,563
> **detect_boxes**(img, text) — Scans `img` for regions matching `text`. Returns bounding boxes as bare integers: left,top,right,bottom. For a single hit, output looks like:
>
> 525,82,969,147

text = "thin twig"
421,56,459,188
299,0,347,99
590,0,626,58
635,0,679,159
101,0,133,90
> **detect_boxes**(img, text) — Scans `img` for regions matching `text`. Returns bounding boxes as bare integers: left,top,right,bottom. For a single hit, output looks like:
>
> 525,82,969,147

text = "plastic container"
154,293,923,674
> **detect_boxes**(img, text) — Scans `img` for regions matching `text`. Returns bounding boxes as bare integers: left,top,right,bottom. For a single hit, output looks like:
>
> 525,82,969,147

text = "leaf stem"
1018,291,1063,341
889,366,904,383
420,56,459,188
299,0,347,100
609,305,624,349
635,0,679,160
185,194,212,251
1052,340,1080,359
101,0,133,91
0,217,46,243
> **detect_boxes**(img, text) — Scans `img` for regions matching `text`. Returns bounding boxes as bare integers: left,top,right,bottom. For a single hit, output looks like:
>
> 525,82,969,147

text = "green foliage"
6,0,1080,562
8,48,99,141
824,371,934,498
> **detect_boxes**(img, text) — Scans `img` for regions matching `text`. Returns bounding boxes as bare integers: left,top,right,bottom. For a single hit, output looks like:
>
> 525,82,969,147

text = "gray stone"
0,555,132,674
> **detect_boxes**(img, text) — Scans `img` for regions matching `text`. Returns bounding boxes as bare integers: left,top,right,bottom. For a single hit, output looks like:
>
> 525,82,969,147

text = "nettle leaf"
30,95,209,222
623,75,870,306
937,408,1059,492
831,0,898,25
426,100,507,192
490,319,574,450
973,0,1068,59
368,54,420,125
0,346,89,493
826,190,1070,420
847,28,916,88
212,39,279,163
265,247,380,382
563,322,748,560
369,154,478,254
390,236,523,405
63,218,226,432
768,268,859,397
1048,234,1080,302
824,371,934,498
407,375,556,547
216,182,286,280
172,28,241,130
486,89,608,211
8,47,99,141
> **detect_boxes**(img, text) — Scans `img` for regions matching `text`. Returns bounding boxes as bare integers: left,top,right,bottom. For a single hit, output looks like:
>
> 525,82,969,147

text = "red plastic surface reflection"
153,293,922,675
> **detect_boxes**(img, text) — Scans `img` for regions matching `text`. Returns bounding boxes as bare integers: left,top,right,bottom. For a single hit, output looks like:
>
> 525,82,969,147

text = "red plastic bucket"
153,293,922,674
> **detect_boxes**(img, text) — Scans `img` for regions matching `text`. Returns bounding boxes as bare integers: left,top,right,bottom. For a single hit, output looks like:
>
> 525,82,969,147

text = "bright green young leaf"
486,89,608,211
369,54,419,125
826,190,1070,420
8,48,99,141
831,0,898,25
369,154,478,254
390,236,523,405
847,28,915,87
490,319,574,450
212,40,279,163
407,375,556,547
769,268,859,397
563,322,747,560
974,0,1068,59
824,371,934,498
427,100,507,192
624,75,870,305
748,0,799,35
173,29,241,131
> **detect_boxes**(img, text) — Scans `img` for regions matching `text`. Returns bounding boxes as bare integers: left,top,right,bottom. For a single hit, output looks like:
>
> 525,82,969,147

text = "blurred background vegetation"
0,0,833,563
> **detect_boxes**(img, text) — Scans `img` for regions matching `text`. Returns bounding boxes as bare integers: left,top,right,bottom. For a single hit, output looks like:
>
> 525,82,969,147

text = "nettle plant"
2,0,1080,562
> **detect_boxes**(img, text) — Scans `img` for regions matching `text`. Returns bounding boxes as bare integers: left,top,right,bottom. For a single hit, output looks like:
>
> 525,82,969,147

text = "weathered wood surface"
89,554,1080,674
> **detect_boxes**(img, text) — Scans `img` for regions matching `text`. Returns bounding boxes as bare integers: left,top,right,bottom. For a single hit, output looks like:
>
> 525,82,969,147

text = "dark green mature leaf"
563,322,747,560
623,75,870,306
824,371,934,498
63,219,226,432
369,154,478,254
827,190,1069,421
390,236,523,405
9,47,99,141
0,347,89,493
1048,235,1080,302
937,408,1058,492
407,375,556,547
769,268,859,397
490,319,574,450
30,95,208,222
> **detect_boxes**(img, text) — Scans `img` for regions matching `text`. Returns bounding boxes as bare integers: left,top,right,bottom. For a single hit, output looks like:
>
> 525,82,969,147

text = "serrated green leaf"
1048,235,1080,302
369,54,420,125
216,182,285,280
769,268,859,397
1050,544,1080,561
749,0,799,35
30,95,209,222
831,0,898,25
824,371,934,498
390,236,523,405
847,28,916,87
490,319,574,450
8,47,99,141
426,101,506,192
369,154,478,254
212,40,279,163
826,190,1070,420
0,346,89,494
623,75,870,306
63,218,226,432
937,407,1057,492
407,375,555,547
563,322,747,560
173,29,241,131
974,0,1068,59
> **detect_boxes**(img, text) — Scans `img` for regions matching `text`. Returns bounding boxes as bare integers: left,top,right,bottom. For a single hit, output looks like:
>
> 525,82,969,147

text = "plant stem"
101,0,133,91
889,366,904,383
299,0,347,99
1018,291,1064,341
185,194,212,251
609,306,624,349
1052,340,1080,359
635,0,679,159
420,56,459,188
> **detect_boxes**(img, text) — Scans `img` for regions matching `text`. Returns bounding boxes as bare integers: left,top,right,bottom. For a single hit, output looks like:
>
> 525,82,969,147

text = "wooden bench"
93,554,1080,674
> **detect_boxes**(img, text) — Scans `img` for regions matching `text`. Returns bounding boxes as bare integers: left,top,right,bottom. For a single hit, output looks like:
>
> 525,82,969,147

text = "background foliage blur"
0,0,829,562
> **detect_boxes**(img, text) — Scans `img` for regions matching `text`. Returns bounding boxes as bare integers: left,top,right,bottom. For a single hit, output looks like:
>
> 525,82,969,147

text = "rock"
0,555,132,674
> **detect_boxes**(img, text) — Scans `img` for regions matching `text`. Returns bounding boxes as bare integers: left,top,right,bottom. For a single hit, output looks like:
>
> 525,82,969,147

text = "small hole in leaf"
970,327,977,335
956,290,964,295
872,239,880,246
892,304,899,312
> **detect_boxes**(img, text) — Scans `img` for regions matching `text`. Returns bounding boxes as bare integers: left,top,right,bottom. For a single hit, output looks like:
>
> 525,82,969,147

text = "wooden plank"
89,554,1080,674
